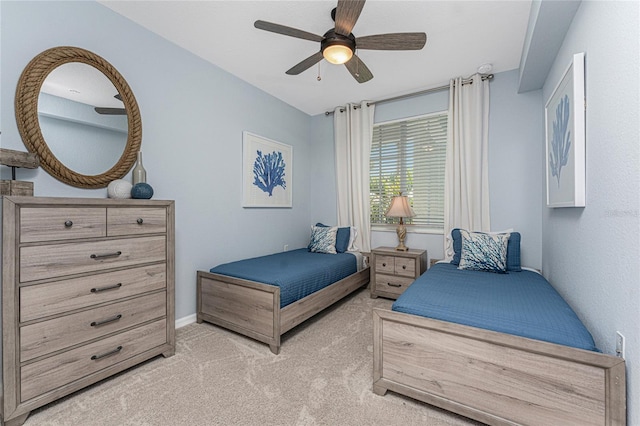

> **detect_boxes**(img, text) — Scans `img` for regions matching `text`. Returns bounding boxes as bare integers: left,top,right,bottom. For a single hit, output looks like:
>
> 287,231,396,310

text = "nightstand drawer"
375,274,414,296
375,255,396,274
394,257,416,277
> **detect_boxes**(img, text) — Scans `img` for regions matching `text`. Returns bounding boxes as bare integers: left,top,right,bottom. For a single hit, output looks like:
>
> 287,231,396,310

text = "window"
370,111,447,231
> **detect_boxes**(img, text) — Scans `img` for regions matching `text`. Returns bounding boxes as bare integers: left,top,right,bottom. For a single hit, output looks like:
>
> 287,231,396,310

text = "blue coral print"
253,150,286,196
549,94,571,187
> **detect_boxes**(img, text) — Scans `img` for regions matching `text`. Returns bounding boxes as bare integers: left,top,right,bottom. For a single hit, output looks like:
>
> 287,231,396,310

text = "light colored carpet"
25,288,481,425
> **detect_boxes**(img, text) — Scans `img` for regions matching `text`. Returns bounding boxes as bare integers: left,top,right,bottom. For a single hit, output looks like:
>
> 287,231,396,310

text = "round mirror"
39,63,128,176
15,46,141,188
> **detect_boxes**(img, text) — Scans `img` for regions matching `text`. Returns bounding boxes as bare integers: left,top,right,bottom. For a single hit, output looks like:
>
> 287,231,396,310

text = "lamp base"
395,244,409,252
395,223,409,251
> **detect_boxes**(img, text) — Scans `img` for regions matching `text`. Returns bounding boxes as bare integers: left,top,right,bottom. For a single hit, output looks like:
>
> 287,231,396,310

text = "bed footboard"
373,308,626,426
197,271,281,353
197,267,369,355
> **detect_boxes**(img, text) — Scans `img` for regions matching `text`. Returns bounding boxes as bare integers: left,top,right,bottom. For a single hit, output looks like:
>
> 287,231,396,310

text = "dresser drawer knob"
382,263,386,267
387,283,402,288
402,265,407,270
91,345,123,361
90,251,122,260
91,283,123,293
90,314,122,327
137,218,144,224
64,220,73,228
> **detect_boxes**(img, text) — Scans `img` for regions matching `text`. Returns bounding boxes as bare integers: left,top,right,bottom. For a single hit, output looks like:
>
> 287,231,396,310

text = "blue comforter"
209,249,358,308
392,263,598,351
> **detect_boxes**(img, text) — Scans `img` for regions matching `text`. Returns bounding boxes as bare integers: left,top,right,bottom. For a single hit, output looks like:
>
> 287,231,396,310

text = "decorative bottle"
132,151,147,185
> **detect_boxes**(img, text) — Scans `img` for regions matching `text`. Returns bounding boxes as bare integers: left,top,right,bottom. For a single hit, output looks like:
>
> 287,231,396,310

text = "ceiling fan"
94,93,126,115
254,0,426,83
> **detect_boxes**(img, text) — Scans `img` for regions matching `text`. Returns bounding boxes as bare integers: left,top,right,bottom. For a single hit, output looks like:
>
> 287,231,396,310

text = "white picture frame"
545,52,586,208
242,131,292,208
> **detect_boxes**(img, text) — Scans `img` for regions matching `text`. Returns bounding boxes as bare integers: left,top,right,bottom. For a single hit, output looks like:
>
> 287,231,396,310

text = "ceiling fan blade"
344,54,373,83
95,107,126,115
334,0,366,36
254,20,323,42
286,51,324,75
357,33,427,50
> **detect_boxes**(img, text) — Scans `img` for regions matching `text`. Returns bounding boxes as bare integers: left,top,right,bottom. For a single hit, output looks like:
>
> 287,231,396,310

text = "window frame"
369,110,448,235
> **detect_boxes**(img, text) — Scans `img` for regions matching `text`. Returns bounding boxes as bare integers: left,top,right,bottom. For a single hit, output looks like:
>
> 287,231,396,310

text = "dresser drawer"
375,274,414,296
20,207,106,243
21,319,167,402
19,235,167,282
20,264,167,322
394,257,416,277
108,207,167,236
21,291,167,362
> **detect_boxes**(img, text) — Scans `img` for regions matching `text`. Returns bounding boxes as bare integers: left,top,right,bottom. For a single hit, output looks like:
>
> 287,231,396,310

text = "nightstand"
370,247,427,299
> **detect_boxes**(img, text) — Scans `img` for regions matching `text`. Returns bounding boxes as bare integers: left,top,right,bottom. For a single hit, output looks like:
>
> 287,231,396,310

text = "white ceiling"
98,0,532,116
41,62,125,108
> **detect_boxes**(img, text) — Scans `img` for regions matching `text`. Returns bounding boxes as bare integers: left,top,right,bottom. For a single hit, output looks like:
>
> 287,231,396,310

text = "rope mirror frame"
15,46,142,188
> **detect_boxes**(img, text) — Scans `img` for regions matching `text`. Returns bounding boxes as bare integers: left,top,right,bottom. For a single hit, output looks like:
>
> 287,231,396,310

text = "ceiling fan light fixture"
321,30,356,65
322,43,353,64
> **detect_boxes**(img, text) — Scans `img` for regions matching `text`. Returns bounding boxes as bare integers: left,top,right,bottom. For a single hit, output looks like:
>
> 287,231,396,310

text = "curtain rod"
324,73,494,116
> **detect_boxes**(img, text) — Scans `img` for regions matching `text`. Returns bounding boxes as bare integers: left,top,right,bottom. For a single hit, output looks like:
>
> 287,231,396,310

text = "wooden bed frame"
196,267,369,354
373,308,626,425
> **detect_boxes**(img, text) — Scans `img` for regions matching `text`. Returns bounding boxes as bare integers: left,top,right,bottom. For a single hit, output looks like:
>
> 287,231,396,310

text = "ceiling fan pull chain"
317,62,322,81
355,48,360,78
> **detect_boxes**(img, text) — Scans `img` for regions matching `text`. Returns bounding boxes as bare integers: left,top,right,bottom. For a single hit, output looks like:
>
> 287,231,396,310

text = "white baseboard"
175,314,197,329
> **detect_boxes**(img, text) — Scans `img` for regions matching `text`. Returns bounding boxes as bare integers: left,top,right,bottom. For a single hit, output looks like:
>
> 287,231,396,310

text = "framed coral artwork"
545,52,586,208
242,131,292,208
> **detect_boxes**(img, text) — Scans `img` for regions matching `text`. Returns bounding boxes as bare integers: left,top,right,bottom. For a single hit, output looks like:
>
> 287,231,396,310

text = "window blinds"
370,111,447,230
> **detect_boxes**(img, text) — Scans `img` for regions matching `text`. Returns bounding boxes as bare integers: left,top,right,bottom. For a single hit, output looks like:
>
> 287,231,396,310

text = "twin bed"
196,228,626,425
196,248,369,354
373,262,626,425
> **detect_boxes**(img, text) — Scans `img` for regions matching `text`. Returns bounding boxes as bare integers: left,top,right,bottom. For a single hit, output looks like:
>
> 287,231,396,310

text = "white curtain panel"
444,74,491,260
334,101,375,252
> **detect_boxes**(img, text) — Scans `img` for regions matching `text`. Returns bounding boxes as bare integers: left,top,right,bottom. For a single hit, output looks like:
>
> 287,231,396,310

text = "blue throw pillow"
505,232,522,272
451,228,521,272
451,228,463,265
308,226,337,254
315,223,350,253
458,229,509,273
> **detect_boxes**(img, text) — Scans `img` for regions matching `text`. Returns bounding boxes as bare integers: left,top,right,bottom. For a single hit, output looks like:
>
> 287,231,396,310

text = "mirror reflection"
38,63,128,175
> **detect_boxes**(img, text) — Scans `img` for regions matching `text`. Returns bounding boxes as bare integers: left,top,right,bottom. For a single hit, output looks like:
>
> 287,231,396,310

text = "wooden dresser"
1,196,175,426
369,247,427,299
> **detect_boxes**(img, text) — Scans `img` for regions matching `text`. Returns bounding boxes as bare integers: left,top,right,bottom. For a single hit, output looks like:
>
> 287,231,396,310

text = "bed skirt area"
373,308,626,425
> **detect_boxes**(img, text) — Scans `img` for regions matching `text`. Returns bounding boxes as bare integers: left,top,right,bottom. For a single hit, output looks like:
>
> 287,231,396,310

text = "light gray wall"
1,1,314,321
309,70,543,268
540,1,639,424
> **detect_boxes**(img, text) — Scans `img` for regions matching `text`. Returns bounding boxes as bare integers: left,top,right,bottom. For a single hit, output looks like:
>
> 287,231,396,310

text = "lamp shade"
385,195,415,218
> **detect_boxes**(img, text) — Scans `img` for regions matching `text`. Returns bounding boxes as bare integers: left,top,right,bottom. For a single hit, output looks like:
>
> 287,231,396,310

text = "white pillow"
347,226,358,251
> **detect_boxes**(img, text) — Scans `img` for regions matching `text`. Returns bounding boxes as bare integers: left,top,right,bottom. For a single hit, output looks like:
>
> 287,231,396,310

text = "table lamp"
385,194,415,251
